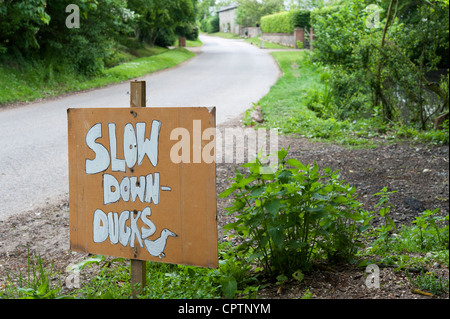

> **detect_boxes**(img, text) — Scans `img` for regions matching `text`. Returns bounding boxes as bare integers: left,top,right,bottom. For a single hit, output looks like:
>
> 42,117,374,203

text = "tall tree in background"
0,0,132,74
236,0,285,27
311,0,449,128
129,0,196,46
0,0,50,56
286,0,335,10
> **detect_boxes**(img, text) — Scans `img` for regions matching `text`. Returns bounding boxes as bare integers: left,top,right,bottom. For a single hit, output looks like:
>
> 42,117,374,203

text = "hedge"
261,9,311,34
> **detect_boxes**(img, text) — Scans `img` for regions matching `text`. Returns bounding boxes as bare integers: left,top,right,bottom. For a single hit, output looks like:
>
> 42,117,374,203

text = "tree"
0,0,50,56
129,0,196,46
287,0,336,10
311,0,449,128
235,0,285,27
0,0,132,74
37,0,132,74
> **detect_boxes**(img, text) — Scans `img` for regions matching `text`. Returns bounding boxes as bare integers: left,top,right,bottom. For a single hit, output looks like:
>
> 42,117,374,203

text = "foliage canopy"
0,0,198,74
310,0,449,129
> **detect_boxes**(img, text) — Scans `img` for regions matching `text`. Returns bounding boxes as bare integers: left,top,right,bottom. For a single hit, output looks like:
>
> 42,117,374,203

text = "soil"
0,115,448,299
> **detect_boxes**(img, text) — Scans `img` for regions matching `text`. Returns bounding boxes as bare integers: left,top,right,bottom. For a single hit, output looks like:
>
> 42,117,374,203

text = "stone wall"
261,28,314,49
241,27,261,38
261,33,296,48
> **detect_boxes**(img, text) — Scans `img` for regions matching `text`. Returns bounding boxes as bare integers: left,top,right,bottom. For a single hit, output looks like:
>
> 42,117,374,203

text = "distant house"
217,3,240,35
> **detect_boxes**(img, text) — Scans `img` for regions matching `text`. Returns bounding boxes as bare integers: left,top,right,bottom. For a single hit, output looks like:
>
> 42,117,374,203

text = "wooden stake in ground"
130,80,147,298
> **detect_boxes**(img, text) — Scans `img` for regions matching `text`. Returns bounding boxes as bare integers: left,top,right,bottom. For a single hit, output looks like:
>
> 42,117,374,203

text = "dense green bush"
201,14,220,33
1,0,197,74
0,0,133,75
154,28,177,48
0,0,50,55
235,0,285,27
261,9,311,34
175,23,199,41
310,0,449,129
291,9,311,30
220,149,372,277
310,5,357,67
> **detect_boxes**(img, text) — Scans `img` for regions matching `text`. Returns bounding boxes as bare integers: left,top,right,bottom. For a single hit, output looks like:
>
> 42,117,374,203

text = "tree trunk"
375,0,395,122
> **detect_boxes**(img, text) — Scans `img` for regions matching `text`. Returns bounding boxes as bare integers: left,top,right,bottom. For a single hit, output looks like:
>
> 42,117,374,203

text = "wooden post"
130,81,146,108
178,37,186,47
131,259,146,298
130,80,147,298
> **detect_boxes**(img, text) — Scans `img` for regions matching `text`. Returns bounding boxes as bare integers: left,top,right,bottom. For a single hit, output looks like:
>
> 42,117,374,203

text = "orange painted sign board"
67,107,218,268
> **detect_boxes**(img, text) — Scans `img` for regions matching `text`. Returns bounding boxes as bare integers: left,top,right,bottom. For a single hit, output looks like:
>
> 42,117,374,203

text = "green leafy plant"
412,209,449,250
371,187,398,250
220,148,372,278
215,242,254,299
406,270,449,296
301,289,313,299
305,69,336,118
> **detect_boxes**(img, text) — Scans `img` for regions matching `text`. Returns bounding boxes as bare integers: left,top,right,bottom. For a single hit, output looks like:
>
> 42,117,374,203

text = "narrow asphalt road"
0,35,280,221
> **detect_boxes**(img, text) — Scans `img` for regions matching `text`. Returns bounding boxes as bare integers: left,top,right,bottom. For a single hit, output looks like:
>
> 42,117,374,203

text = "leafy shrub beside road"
220,149,372,278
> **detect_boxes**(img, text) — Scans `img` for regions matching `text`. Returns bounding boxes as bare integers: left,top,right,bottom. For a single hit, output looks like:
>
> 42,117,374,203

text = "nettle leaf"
268,226,284,248
333,195,349,204
287,240,307,250
261,173,275,181
312,193,330,201
250,186,265,198
306,207,328,220
237,176,257,188
358,225,371,233
386,216,397,230
287,158,307,170
265,199,281,215
219,187,235,198
278,148,289,161
293,270,304,283
221,277,238,299
278,169,293,183
249,251,265,261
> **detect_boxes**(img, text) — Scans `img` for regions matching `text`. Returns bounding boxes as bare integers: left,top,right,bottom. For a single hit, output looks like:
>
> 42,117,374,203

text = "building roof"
216,3,239,13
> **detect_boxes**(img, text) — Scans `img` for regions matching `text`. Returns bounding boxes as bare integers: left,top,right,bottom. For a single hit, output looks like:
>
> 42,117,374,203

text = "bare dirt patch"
1,116,448,299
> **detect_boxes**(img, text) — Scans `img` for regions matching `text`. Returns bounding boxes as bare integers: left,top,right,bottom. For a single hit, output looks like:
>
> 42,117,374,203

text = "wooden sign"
67,107,218,268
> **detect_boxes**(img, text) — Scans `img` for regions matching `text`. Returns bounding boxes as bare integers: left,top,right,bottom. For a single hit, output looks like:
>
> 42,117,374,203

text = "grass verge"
176,38,203,47
244,37,294,50
206,32,242,39
0,46,195,106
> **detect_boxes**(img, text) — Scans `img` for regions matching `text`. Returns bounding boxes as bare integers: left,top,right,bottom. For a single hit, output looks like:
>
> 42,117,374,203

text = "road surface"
0,35,280,221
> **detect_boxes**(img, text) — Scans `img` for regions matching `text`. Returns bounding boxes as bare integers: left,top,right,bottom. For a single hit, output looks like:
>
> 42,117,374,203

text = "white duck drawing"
144,228,177,259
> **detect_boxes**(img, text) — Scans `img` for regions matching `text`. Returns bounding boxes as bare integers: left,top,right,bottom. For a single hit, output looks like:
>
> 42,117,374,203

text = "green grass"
1,241,260,299
75,241,256,299
1,251,68,299
245,37,294,49
176,38,203,47
80,48,195,90
77,260,222,299
0,45,195,106
207,32,242,39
